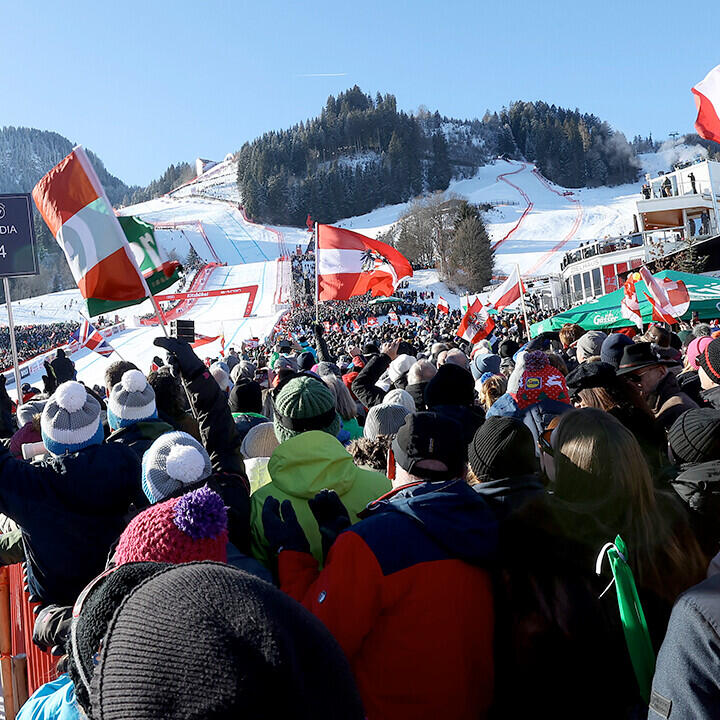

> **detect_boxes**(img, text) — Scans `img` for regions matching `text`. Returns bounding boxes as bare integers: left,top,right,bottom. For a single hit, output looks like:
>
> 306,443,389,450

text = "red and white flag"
388,310,399,323
366,316,379,327
73,318,115,357
351,319,361,331
692,65,720,144
437,296,450,314
323,321,331,332
32,147,149,316
332,322,342,333
456,299,495,344
639,267,690,324
620,275,643,329
317,225,413,301
488,265,525,311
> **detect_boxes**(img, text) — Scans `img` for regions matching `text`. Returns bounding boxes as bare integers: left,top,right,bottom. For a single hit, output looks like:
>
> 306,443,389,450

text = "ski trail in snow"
525,168,584,274
491,161,534,251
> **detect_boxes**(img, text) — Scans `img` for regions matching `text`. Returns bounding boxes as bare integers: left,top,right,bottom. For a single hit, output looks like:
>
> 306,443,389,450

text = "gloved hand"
42,361,57,395
153,336,205,380
262,496,310,555
309,489,351,562
33,604,72,655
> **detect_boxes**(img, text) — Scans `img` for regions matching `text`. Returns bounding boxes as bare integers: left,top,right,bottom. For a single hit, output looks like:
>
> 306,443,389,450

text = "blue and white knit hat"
107,370,158,430
142,431,213,504
41,381,104,456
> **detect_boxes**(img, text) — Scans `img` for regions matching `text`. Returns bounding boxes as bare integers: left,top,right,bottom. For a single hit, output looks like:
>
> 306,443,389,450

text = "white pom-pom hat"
142,431,213,504
107,369,157,430
41,381,103,456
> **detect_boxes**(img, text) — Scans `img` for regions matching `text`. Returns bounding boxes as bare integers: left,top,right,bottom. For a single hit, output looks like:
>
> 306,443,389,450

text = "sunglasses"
538,427,554,456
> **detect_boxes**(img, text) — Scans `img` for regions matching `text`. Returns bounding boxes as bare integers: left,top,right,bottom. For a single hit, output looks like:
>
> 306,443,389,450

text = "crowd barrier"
0,565,57,718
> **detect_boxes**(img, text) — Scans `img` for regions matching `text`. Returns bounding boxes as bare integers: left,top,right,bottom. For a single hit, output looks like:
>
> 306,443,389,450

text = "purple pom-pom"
523,351,548,371
173,486,227,540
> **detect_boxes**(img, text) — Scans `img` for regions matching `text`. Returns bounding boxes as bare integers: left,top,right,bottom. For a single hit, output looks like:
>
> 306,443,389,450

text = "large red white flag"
457,299,495,344
317,225,413,301
639,267,690,324
32,147,149,316
488,265,525,311
692,65,720,144
437,296,450,314
620,275,643,329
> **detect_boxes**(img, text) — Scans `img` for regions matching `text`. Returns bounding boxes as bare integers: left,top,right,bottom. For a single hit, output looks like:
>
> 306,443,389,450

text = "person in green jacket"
250,376,390,569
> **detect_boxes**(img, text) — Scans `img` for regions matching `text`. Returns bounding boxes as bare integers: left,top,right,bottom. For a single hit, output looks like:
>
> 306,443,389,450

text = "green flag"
85,216,180,317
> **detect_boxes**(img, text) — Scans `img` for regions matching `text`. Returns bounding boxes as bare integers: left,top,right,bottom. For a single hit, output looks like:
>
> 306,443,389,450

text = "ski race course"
0,153,654,390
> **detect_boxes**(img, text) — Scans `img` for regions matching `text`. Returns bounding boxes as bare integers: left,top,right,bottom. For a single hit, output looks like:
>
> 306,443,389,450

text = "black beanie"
469,416,538,481
424,363,475,408
228,378,263,415
668,408,720,465
297,351,315,371
498,339,519,359
90,562,365,720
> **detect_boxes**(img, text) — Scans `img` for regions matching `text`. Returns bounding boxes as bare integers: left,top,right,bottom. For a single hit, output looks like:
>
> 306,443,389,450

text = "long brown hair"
552,408,705,603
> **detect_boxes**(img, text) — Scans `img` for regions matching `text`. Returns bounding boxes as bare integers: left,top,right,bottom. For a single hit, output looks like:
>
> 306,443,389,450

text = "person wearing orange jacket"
263,412,498,720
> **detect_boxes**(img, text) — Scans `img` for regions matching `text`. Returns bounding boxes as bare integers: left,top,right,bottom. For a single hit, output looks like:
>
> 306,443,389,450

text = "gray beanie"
273,376,340,444
382,388,416,413
388,354,415,383
142,431,213,504
41,382,103,456
575,331,607,362
107,370,157,430
17,399,47,427
231,361,256,384
363,404,411,440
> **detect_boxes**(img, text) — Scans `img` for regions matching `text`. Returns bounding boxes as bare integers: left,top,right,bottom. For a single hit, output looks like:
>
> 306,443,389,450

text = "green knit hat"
273,376,341,443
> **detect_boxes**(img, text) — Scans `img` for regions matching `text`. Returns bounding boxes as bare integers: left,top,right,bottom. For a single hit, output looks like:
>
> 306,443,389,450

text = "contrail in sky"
296,72,348,77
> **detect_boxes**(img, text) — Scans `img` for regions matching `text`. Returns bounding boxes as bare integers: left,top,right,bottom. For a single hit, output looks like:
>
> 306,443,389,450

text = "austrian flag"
317,225,412,301
692,65,720,144
457,299,495,345
437,297,450,314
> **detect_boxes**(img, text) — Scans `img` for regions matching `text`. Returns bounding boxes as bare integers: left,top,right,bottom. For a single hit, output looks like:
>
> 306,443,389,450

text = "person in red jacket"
263,412,498,720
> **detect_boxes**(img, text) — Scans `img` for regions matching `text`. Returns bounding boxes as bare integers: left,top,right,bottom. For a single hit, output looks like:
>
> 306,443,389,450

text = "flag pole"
3,278,24,405
517,264,531,341
314,222,320,324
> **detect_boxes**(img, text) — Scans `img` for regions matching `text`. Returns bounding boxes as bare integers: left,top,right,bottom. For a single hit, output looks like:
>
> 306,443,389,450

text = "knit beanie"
469,416,538,481
241,422,280,458
687,336,713,370
316,361,341,378
17,398,47,428
575,331,607,362
298,351,315,371
231,361,256,384
142,431,213,504
228,378,263,414
600,333,634,369
514,351,570,409
363,403,411,440
210,363,231,393
89,563,365,720
498,339,520,358
41,382,104,456
273,376,341,443
383,388,416,413
107,369,157,430
424,363,475,408
668,408,720,464
471,353,501,381
388,354,415,383
114,486,228,566
694,323,712,338
68,562,172,715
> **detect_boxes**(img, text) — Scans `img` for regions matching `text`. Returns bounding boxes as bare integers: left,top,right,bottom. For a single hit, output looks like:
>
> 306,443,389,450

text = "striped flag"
488,266,525,311
457,299,495,345
437,297,450,314
388,310,399,323
351,319,361,331
639,267,690,324
692,65,720,144
72,318,115,357
32,147,149,317
317,225,412,301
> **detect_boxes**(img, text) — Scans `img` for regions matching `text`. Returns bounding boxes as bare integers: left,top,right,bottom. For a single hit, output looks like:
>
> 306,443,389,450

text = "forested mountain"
237,87,641,225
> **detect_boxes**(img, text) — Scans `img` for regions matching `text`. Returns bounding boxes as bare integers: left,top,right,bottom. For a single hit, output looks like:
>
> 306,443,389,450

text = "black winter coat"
0,443,141,605
351,353,391,409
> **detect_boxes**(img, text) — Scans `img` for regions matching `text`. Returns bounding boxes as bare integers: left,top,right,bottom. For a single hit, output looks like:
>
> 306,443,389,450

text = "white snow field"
2,144,698,390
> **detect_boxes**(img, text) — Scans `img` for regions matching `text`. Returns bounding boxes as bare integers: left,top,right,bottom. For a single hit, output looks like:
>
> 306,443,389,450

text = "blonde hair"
322,375,357,421
479,375,507,411
552,408,705,603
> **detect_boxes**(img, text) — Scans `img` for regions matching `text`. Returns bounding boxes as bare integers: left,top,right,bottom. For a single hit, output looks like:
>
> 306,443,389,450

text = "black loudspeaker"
170,319,195,343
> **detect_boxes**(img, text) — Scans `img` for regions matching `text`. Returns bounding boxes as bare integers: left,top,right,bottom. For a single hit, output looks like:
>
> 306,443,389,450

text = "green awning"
530,270,720,337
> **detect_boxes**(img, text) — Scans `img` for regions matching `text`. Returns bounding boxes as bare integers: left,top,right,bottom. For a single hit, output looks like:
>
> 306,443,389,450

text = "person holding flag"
457,299,496,346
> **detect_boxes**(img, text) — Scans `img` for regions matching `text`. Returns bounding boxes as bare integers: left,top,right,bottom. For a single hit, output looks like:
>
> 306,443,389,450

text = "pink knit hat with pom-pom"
513,351,570,409
114,486,228,566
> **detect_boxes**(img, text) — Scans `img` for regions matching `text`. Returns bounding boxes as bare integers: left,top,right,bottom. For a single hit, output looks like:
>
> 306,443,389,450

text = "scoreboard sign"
0,194,38,277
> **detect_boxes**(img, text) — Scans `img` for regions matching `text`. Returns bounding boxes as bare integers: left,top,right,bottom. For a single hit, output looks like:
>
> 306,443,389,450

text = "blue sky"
3,0,718,186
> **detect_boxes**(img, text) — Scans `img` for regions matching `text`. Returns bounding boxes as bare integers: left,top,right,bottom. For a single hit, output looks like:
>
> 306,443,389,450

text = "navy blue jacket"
649,572,720,719
0,443,141,605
